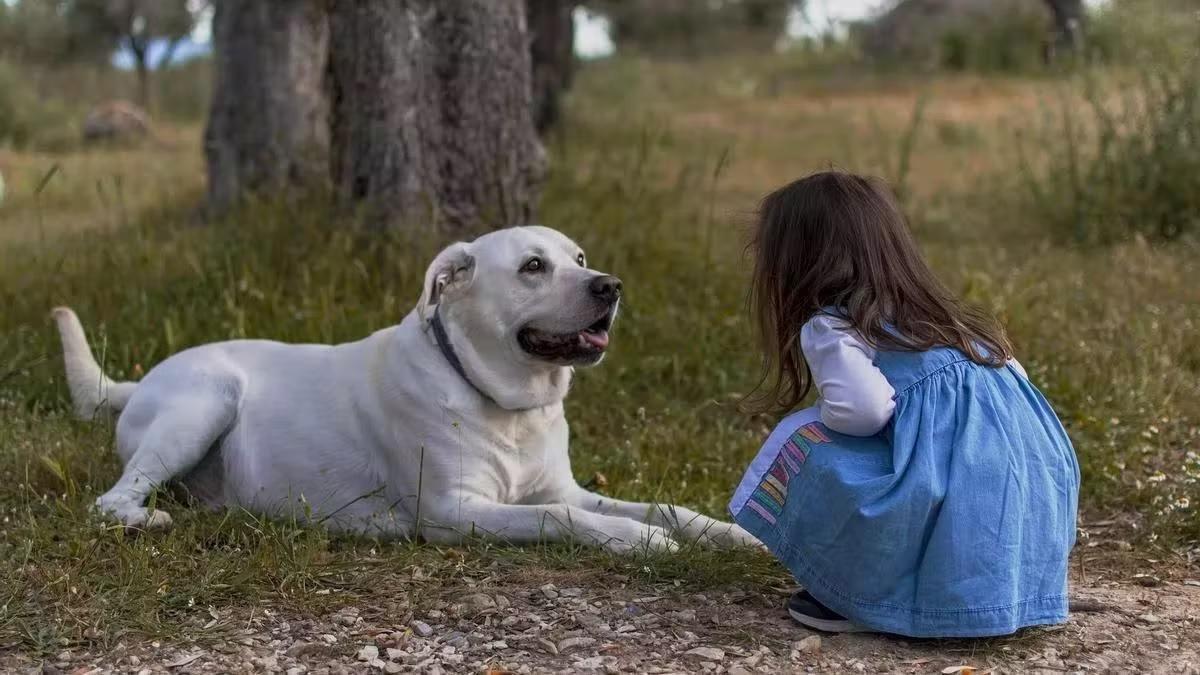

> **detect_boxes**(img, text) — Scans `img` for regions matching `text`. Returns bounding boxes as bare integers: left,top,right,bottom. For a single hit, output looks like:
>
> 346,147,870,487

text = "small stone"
287,669,305,675
729,667,753,675
411,620,434,638
427,609,444,620
128,656,140,667
540,584,559,600
384,664,403,674
494,595,511,609
576,656,606,669
560,588,583,597
558,636,597,653
538,638,559,655
441,632,467,648
796,635,821,654
577,613,604,628
357,645,379,662
685,647,725,661
385,648,405,661
671,610,698,622
1138,614,1162,624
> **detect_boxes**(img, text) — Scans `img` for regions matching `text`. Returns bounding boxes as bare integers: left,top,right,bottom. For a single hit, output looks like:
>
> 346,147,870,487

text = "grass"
2,53,1199,652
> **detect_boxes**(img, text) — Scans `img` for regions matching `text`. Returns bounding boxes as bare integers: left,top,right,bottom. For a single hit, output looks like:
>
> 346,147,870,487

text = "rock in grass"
411,620,434,637
82,101,151,144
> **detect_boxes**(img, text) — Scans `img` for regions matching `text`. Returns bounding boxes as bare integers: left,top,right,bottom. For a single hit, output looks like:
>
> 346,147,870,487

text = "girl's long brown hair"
746,171,1013,414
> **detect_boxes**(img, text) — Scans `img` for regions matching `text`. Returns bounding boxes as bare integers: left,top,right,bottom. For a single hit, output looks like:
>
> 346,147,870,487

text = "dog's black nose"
589,275,622,302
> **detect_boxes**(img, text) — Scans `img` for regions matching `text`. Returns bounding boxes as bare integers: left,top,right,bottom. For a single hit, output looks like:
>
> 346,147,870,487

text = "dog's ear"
418,242,476,325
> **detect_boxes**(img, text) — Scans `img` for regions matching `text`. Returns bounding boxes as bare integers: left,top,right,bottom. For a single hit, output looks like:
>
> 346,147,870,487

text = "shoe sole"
787,607,874,634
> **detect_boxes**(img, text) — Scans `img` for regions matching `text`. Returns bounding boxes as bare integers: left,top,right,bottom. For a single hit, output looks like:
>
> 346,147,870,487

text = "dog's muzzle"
518,275,621,365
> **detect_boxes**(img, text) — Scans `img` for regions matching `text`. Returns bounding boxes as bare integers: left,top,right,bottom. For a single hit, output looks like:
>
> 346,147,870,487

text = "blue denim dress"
730,346,1080,637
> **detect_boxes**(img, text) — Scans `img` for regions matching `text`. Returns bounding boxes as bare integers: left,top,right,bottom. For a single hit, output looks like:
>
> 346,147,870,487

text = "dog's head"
417,226,620,409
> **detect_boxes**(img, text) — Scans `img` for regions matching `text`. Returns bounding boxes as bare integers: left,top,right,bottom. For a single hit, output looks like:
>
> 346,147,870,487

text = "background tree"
527,0,577,133
203,0,329,215
327,0,545,231
0,0,94,65
65,0,200,108
1042,0,1085,62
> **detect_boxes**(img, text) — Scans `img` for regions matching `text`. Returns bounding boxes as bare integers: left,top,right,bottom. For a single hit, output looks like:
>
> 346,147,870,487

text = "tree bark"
204,0,329,216
527,0,576,133
1043,0,1085,62
125,35,151,109
327,0,545,232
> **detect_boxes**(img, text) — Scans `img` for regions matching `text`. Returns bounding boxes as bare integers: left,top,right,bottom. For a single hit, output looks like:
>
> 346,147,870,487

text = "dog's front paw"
698,522,765,550
94,496,174,532
604,524,679,555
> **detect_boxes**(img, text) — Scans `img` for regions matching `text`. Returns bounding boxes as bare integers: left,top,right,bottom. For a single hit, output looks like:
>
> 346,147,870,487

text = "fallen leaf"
942,667,975,675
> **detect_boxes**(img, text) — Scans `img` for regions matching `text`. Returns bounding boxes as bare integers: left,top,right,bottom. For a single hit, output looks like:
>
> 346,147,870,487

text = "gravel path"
9,566,1200,674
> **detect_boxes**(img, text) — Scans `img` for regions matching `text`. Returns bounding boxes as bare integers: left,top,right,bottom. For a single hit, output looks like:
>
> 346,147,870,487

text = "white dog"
53,226,758,553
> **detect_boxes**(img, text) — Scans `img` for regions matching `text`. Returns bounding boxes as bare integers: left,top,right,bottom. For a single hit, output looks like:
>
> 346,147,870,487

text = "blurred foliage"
858,0,1053,73
0,62,78,151
587,0,800,57
0,0,193,67
1020,61,1200,244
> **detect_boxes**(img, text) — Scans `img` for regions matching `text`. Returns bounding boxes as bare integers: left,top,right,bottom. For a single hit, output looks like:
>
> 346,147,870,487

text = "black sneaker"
787,590,871,633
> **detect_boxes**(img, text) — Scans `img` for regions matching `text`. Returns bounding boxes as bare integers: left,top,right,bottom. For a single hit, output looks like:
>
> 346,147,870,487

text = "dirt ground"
8,555,1199,675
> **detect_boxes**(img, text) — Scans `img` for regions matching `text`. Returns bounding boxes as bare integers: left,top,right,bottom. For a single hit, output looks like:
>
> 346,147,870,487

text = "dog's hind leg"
96,391,237,530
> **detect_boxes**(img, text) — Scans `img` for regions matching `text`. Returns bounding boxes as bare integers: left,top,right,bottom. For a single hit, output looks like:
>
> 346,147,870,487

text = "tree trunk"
527,0,576,133
327,0,545,232
204,0,330,215
134,57,150,111
1043,0,1085,63
126,36,151,110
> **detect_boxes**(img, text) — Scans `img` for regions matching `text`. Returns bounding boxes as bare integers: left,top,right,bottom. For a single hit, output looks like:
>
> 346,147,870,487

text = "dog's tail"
51,307,137,420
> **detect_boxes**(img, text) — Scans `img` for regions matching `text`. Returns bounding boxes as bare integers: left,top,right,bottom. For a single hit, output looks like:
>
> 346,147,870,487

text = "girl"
729,171,1079,638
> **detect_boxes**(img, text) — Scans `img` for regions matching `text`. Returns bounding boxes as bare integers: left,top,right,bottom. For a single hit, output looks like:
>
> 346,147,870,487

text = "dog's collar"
430,307,492,403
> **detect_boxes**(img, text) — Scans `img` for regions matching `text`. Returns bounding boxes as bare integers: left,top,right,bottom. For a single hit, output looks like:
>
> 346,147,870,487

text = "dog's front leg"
561,486,762,549
419,497,678,554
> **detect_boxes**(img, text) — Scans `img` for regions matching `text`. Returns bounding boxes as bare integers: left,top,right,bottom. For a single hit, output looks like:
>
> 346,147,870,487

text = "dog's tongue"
580,329,610,350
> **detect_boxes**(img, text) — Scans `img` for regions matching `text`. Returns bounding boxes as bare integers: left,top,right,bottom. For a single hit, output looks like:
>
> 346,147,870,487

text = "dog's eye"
521,257,544,274
576,253,586,266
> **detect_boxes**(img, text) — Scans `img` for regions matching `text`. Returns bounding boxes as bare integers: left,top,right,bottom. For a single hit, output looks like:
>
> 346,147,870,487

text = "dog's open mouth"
518,311,614,363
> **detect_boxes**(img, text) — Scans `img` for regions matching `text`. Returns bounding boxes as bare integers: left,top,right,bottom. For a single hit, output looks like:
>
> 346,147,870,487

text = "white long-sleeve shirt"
800,314,1027,437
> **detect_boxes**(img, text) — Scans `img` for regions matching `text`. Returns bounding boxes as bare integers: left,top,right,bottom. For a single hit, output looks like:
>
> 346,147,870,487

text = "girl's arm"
1009,358,1028,379
800,315,895,436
